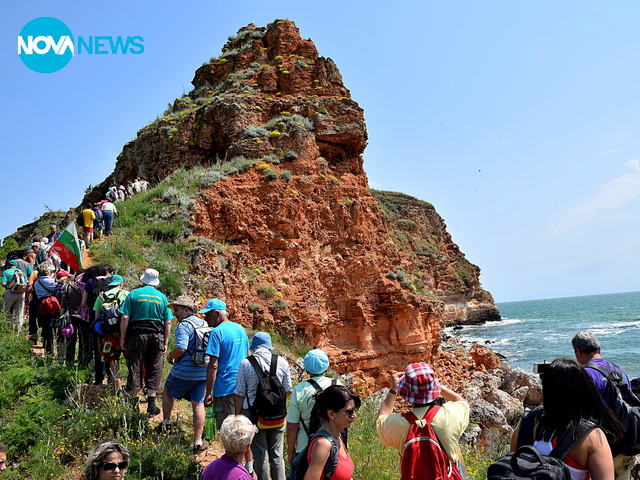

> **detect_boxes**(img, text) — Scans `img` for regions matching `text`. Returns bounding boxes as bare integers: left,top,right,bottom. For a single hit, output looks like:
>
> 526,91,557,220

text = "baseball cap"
198,298,227,313
108,274,124,286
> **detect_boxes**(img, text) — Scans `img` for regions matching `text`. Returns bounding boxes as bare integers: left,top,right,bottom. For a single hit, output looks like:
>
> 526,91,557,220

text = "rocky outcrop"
74,19,499,390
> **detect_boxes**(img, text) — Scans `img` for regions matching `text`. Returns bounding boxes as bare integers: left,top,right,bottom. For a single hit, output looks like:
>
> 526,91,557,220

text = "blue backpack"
287,429,338,480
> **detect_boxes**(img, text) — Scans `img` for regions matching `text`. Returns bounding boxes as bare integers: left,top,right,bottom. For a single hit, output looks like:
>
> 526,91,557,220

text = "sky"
2,1,640,303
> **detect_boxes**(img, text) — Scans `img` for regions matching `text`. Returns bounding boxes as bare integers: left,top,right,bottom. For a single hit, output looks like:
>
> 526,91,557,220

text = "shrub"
268,130,282,138
280,170,292,182
281,150,297,162
329,175,340,185
257,284,278,298
264,169,278,182
248,303,263,313
344,198,354,207
273,299,287,310
241,125,269,139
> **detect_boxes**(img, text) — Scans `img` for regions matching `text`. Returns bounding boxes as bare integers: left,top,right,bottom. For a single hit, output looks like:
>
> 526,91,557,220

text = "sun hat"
168,295,198,311
250,332,274,350
397,362,441,405
139,268,160,286
108,274,124,286
56,270,73,279
304,349,330,375
198,298,226,313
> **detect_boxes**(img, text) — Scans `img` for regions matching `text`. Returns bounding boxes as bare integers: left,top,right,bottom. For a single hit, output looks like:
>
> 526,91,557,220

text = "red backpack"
401,406,462,480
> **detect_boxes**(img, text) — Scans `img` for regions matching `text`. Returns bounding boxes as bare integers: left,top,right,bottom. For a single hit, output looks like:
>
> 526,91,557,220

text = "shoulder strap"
331,379,337,386
550,421,596,460
309,430,338,480
307,378,323,393
516,410,540,448
423,404,442,424
247,355,264,376
270,353,279,376
585,361,624,386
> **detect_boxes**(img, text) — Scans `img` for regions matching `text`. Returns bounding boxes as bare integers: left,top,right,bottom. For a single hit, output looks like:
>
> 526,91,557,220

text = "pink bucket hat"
397,362,441,405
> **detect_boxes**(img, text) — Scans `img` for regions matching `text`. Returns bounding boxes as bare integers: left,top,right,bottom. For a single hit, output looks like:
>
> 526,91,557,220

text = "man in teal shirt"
119,268,172,415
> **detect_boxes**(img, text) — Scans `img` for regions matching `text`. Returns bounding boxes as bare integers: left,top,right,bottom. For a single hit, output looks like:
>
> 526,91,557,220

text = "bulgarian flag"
50,221,83,272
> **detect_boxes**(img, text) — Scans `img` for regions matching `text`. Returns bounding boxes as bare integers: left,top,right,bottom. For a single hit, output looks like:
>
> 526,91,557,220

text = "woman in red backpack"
376,362,469,480
304,385,361,480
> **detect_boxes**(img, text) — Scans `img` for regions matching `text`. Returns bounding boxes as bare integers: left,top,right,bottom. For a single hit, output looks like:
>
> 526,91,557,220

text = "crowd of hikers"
1,181,640,479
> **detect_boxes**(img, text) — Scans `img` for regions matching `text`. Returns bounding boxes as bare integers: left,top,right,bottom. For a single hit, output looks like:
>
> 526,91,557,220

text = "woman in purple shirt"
202,415,257,480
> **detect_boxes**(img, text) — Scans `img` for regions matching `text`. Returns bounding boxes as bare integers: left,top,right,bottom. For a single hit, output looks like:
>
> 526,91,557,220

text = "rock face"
81,19,499,389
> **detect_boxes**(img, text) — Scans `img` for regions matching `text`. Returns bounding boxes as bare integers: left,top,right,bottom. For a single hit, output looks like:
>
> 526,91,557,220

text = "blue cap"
304,349,329,375
198,298,227,313
108,274,124,286
8,260,18,266
250,332,273,350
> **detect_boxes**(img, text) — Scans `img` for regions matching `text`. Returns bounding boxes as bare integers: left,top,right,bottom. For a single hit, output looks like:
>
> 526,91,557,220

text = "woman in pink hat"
376,362,469,477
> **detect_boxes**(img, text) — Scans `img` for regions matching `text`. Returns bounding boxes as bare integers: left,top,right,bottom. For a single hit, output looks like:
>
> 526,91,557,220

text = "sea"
445,291,640,379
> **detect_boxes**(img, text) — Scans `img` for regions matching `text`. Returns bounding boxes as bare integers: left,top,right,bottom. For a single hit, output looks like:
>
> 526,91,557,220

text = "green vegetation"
0,323,199,479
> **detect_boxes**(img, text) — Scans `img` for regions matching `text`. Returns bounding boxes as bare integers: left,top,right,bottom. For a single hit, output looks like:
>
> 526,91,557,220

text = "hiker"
35,241,48,266
572,331,637,479
510,358,622,480
101,200,118,236
304,385,360,480
1,259,27,329
235,332,292,480
160,295,211,452
54,270,74,363
287,349,343,464
201,415,257,480
84,441,129,480
33,262,60,355
119,268,173,416
81,207,96,247
46,224,61,244
14,249,33,280
82,265,115,384
0,442,6,475
93,275,129,391
202,298,250,429
59,270,84,365
376,362,469,479
92,203,104,240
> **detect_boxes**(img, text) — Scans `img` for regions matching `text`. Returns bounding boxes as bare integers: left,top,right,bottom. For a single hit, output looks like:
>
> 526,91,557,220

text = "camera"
533,362,550,376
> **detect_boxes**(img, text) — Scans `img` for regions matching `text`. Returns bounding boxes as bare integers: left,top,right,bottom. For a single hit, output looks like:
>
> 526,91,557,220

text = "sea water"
446,291,640,379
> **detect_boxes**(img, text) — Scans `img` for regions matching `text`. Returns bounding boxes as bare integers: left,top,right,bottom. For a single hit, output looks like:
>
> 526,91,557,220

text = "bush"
241,125,269,139
257,284,277,299
280,170,292,182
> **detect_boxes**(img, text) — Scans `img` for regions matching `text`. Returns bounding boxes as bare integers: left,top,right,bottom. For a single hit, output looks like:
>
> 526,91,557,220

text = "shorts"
100,334,123,362
165,372,206,403
83,226,94,233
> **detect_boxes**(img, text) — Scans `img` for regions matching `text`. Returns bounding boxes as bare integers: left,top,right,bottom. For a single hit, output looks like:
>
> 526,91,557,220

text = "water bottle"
204,406,216,440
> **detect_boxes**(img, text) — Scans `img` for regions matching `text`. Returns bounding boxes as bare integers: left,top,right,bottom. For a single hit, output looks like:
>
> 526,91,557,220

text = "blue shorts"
165,372,206,403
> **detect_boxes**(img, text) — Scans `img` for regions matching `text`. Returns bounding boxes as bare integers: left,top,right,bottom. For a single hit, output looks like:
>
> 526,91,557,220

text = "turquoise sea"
446,291,640,379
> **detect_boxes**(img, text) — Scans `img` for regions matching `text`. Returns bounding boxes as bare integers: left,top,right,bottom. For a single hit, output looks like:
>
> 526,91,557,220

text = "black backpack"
585,361,640,455
287,429,338,480
487,411,595,480
301,378,337,437
247,354,287,428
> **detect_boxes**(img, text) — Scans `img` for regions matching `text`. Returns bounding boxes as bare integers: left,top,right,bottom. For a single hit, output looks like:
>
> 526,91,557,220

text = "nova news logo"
18,17,144,73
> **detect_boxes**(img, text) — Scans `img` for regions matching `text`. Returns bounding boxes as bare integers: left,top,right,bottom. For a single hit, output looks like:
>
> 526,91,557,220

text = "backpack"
39,295,61,316
487,411,595,480
9,268,27,293
287,429,338,480
182,316,211,366
401,406,462,480
76,211,84,227
97,290,125,334
584,361,640,455
247,354,287,429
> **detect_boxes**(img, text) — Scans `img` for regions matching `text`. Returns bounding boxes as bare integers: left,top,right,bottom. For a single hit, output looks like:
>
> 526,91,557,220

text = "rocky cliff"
80,19,499,389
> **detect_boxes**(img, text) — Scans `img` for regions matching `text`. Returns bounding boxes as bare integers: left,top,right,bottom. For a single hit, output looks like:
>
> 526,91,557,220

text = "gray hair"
220,415,257,454
571,330,601,354
83,441,129,480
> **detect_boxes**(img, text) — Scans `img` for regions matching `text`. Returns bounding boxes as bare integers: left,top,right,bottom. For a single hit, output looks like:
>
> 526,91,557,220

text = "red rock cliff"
84,20,499,389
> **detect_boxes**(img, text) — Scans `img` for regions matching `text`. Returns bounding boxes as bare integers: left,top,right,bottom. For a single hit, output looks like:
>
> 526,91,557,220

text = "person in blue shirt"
160,295,211,451
202,298,249,429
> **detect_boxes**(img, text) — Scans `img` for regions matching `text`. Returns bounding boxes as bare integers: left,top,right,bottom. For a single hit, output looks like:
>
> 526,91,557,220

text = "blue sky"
3,1,640,302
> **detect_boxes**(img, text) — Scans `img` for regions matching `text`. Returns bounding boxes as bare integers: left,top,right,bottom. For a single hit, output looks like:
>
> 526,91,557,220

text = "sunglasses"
339,407,357,416
101,461,128,471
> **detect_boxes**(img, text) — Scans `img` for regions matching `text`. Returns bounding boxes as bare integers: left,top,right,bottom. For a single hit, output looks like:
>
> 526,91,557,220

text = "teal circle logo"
18,17,74,73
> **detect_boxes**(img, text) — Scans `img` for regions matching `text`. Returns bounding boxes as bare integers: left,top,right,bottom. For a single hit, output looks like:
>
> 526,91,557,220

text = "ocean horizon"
447,290,640,379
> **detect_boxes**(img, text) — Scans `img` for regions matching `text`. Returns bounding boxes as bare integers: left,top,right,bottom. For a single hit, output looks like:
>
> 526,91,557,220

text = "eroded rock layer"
83,19,499,389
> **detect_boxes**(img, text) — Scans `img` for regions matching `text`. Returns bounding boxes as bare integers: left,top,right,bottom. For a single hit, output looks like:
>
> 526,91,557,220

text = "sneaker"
147,404,161,416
